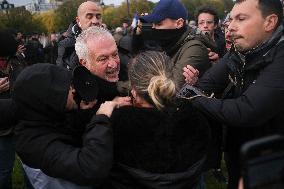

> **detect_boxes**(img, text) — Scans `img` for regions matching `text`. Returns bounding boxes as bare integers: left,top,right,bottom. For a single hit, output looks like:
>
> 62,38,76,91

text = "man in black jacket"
183,0,284,188
12,64,121,188
56,1,102,70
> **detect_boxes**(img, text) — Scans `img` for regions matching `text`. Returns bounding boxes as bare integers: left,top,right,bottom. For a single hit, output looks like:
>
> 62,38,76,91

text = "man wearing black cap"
12,64,129,188
139,0,215,90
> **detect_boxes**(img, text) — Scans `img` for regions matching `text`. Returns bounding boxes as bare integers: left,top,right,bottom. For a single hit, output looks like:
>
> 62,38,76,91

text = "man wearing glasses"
196,6,226,61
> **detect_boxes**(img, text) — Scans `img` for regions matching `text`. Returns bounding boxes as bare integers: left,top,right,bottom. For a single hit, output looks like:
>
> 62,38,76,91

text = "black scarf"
143,27,187,53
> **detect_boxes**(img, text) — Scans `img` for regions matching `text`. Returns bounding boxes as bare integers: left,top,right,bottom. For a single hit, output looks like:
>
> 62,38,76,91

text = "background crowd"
1,0,284,189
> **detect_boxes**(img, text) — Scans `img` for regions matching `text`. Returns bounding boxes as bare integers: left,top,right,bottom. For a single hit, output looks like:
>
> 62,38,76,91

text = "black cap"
72,66,99,102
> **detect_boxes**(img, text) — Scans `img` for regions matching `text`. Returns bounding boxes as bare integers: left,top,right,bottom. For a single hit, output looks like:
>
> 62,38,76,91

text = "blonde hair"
129,51,176,110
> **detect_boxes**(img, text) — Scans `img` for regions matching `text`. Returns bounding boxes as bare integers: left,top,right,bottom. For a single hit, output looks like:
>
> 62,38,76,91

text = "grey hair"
75,26,114,62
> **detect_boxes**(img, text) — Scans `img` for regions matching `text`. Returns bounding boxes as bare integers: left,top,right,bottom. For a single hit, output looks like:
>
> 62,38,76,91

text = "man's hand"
183,65,199,85
112,96,132,108
96,101,117,118
208,48,219,62
16,45,26,56
0,77,10,93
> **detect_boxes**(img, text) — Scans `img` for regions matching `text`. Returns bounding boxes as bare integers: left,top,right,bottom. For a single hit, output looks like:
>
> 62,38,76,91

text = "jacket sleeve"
196,55,230,95
17,114,113,186
172,40,211,89
192,51,284,127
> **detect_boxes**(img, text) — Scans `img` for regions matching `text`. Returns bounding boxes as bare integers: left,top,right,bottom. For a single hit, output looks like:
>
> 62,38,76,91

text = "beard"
105,67,120,82
231,34,247,52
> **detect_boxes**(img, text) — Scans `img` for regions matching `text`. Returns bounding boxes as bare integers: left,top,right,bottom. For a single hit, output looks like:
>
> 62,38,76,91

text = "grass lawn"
12,156,227,189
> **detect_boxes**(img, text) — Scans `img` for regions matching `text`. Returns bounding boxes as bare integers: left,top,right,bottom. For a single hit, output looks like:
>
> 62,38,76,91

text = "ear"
176,18,185,29
264,14,278,32
76,17,81,28
79,58,87,66
131,89,137,99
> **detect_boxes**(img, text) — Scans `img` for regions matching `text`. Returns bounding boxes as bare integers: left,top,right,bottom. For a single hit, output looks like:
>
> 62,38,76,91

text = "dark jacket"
0,99,17,131
105,101,210,189
193,25,284,154
13,64,113,186
169,26,215,90
56,22,81,70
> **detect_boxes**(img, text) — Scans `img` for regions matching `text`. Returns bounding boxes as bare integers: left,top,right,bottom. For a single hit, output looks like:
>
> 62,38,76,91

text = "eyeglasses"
198,20,215,26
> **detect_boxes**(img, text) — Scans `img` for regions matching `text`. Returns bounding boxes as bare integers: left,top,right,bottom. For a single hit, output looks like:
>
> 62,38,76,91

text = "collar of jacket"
227,25,284,71
167,26,216,56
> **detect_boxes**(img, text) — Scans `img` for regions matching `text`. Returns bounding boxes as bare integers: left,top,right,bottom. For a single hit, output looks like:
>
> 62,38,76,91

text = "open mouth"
106,69,119,77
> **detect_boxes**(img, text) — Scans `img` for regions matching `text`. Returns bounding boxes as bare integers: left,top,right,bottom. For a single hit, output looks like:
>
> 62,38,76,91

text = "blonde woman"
106,51,210,189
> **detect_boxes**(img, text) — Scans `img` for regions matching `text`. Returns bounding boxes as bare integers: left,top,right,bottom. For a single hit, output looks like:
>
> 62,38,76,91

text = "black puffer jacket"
13,64,113,186
193,25,284,153
105,101,210,189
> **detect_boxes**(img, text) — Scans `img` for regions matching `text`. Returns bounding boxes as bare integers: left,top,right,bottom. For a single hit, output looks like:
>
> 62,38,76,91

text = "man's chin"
106,75,119,82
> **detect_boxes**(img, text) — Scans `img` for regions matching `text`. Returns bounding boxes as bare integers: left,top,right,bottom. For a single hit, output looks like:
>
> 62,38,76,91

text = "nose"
227,20,235,32
91,17,99,25
108,58,119,69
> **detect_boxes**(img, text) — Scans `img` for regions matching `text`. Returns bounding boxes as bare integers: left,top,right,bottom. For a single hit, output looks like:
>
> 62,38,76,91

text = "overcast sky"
8,0,159,6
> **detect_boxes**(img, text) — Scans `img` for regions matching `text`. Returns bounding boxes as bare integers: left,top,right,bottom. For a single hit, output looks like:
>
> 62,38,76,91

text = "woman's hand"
96,101,117,118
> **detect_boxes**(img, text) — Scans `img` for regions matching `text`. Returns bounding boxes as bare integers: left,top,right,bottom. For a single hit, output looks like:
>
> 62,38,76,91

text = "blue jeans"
0,135,15,189
197,174,206,189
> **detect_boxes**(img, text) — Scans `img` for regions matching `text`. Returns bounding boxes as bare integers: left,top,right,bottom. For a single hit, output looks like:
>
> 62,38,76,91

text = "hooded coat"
166,26,216,90
13,64,113,186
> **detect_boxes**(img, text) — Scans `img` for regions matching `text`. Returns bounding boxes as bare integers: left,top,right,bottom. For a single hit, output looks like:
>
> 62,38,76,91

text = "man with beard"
139,0,215,90
183,0,284,188
57,1,102,70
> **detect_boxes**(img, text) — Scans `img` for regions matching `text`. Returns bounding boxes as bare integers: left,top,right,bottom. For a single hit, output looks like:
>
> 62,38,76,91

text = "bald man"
56,1,102,70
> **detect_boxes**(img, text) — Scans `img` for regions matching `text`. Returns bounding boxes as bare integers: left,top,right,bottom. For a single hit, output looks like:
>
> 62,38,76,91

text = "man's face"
16,32,23,40
152,18,180,29
228,0,270,52
76,2,102,30
85,37,120,82
197,13,216,37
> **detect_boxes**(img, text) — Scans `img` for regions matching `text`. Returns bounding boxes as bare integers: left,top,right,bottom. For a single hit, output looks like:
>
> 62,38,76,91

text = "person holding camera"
183,0,284,188
13,63,130,188
0,29,27,189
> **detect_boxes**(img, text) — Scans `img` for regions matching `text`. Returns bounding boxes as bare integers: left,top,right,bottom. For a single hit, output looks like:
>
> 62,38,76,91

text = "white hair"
75,26,114,61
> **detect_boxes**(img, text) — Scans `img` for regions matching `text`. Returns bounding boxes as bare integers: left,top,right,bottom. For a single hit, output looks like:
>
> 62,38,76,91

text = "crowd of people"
1,0,284,189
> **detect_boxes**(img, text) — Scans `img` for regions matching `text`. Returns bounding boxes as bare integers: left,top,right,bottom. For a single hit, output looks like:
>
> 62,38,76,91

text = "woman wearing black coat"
105,51,210,189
